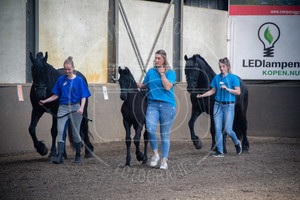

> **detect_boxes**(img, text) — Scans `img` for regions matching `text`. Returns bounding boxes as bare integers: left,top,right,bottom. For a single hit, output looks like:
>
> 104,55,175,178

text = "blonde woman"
139,50,176,170
197,57,242,157
39,56,91,164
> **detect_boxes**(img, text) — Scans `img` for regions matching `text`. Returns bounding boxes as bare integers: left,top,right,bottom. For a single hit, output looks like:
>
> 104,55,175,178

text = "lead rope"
41,104,93,122
197,88,223,119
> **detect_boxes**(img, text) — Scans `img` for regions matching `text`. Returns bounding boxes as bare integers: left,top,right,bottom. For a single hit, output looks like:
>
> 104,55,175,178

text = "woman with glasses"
138,49,176,169
196,57,242,157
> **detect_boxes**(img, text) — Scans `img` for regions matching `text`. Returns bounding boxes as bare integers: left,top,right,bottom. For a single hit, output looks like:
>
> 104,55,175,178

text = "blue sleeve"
232,75,240,87
52,78,62,96
166,70,176,85
143,71,149,85
210,75,217,88
79,79,91,99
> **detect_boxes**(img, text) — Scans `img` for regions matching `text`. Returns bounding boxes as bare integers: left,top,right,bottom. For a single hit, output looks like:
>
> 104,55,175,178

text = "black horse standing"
184,54,249,153
118,67,148,166
29,52,93,159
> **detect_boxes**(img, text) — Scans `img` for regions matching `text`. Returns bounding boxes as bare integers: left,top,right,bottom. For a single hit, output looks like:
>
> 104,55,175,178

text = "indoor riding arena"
1,0,300,199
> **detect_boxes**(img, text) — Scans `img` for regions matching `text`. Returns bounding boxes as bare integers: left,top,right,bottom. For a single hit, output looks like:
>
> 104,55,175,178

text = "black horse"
118,67,148,166
29,52,94,159
184,54,249,153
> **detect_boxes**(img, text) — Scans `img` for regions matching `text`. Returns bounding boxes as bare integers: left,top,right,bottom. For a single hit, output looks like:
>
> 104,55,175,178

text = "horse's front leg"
210,115,217,151
188,109,202,149
123,120,132,167
29,109,48,156
134,125,145,163
49,116,58,160
142,129,148,164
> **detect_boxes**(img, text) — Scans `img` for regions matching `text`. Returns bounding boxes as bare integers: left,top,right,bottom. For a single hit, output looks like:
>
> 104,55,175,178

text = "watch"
160,72,165,76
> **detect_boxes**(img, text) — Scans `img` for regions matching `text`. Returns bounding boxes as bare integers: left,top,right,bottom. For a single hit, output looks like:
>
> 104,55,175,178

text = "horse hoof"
242,146,249,153
35,142,48,156
193,138,202,150
84,151,93,158
142,156,148,164
124,163,130,168
136,152,145,162
211,145,217,152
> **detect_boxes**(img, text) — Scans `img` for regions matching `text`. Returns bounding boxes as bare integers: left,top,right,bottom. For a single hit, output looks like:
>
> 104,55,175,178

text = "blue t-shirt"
143,67,176,107
52,75,91,105
210,73,240,102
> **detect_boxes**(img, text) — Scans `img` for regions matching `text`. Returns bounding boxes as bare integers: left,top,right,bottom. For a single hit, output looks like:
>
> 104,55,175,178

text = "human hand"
39,100,46,106
77,108,84,115
220,85,227,90
157,66,166,74
196,94,202,98
138,83,144,88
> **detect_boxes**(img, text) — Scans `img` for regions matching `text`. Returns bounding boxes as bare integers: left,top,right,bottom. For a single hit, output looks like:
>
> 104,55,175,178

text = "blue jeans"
146,101,176,160
213,102,239,153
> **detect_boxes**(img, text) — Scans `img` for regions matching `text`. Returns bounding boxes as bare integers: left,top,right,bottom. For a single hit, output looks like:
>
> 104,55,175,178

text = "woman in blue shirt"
197,57,242,157
139,50,176,170
39,56,91,164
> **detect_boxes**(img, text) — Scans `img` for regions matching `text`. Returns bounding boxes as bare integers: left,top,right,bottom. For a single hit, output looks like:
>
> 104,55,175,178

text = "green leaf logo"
264,27,273,45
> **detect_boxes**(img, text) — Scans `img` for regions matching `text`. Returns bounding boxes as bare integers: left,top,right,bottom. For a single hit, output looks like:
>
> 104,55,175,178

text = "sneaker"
235,140,242,155
212,151,224,157
160,161,168,170
150,154,160,167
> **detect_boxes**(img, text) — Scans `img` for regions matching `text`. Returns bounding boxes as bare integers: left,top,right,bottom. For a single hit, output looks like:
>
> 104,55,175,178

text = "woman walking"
39,56,91,164
197,57,242,157
139,49,176,169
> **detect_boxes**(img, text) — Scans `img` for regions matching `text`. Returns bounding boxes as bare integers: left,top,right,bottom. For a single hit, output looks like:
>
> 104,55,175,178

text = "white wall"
0,0,228,83
183,6,228,75
0,0,26,83
119,0,228,82
118,0,174,81
39,0,108,83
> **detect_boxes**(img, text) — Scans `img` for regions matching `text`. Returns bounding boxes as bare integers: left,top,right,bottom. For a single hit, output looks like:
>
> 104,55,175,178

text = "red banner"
229,6,300,16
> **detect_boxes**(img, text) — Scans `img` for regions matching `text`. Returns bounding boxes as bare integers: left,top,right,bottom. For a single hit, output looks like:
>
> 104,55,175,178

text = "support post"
26,0,38,83
173,0,183,82
108,0,119,83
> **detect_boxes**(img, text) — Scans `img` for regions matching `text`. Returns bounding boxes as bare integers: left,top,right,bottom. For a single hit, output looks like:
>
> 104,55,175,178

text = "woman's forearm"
160,74,173,91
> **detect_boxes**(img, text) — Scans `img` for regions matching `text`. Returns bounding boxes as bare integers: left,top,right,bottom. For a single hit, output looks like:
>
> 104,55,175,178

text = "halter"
121,76,139,94
32,82,48,92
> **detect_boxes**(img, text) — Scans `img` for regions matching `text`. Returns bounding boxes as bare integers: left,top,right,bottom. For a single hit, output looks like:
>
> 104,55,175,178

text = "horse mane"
194,54,216,80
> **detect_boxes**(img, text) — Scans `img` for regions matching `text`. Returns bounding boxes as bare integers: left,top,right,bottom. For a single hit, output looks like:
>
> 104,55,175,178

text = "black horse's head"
184,54,216,95
30,52,49,100
118,67,137,101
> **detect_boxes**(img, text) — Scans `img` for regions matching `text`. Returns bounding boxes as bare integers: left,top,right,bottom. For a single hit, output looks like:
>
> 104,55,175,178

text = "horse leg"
241,114,249,152
142,129,148,164
49,116,58,160
80,117,94,158
223,133,228,154
188,110,202,149
134,126,144,162
123,120,132,167
28,109,48,156
210,115,217,151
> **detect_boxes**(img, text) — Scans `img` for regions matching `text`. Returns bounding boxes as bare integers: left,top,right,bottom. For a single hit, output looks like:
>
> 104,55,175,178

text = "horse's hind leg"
124,120,132,167
80,118,94,158
29,109,48,156
188,110,202,149
134,126,145,163
142,130,148,164
241,115,249,152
